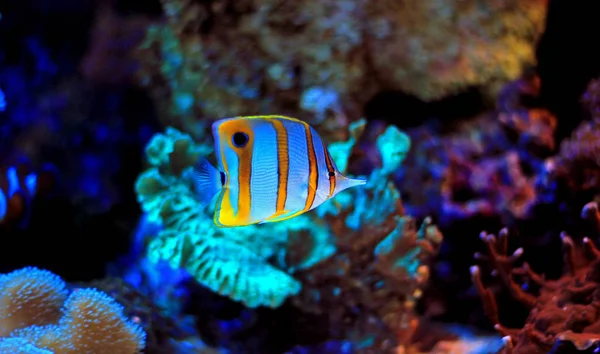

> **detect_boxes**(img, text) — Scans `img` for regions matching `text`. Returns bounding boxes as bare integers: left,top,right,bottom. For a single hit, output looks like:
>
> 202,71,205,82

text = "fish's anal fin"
259,210,296,224
192,157,224,207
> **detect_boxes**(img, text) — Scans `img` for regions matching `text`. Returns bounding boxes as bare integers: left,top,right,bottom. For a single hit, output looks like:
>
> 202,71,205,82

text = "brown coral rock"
292,210,441,352
135,0,548,137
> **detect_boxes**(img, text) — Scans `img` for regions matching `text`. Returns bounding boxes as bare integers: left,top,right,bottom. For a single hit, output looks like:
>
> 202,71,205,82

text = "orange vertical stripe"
236,132,253,224
303,124,318,211
217,120,254,225
271,119,289,213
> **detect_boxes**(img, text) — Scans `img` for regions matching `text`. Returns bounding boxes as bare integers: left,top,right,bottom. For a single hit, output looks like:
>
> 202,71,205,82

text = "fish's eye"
328,171,335,177
232,132,249,147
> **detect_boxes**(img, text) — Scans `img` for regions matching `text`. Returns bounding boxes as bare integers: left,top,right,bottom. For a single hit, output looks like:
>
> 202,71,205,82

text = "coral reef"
134,0,548,137
471,201,600,353
539,77,600,200
134,126,321,308
409,321,504,354
134,118,441,350
397,73,557,225
0,5,159,215
283,121,441,350
0,267,146,354
84,276,223,354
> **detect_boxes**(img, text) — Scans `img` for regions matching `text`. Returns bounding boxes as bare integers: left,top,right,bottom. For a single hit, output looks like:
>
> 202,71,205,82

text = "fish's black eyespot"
220,171,226,186
232,132,249,147
328,171,335,177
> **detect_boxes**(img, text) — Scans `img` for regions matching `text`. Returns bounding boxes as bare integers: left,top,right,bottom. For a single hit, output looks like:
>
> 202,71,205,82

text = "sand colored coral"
0,267,145,354
61,289,146,354
0,267,67,336
134,0,547,136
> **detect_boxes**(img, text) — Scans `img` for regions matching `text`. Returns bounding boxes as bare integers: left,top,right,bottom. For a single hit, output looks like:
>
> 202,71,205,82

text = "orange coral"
0,267,67,336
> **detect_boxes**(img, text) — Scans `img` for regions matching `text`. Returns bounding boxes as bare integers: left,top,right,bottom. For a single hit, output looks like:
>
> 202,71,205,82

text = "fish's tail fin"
336,174,367,192
192,157,224,207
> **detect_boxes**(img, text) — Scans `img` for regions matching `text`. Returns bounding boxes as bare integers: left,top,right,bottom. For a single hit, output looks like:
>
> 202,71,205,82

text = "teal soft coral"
132,117,440,354
135,127,337,308
0,267,146,354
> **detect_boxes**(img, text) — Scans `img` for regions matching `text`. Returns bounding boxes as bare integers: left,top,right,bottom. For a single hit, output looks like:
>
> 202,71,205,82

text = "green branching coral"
134,127,336,308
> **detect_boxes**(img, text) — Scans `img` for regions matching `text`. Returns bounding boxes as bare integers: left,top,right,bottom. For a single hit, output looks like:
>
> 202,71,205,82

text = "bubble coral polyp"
471,202,600,353
0,267,146,354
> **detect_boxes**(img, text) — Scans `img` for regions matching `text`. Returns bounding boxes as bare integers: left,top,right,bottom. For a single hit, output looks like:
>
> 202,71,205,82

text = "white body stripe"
283,120,310,213
249,121,279,221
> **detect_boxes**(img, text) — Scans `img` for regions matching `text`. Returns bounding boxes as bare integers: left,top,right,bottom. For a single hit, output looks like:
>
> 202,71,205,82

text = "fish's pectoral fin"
192,157,224,207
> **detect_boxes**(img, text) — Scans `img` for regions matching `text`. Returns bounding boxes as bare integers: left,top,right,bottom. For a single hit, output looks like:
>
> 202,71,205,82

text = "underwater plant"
0,267,146,354
471,201,600,353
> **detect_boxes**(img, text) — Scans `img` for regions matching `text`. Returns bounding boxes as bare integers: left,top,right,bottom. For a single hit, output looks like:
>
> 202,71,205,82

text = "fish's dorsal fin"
234,115,306,124
192,157,224,207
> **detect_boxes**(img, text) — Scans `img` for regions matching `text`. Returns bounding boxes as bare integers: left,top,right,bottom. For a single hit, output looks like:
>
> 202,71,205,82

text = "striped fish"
0,165,38,225
192,115,367,227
